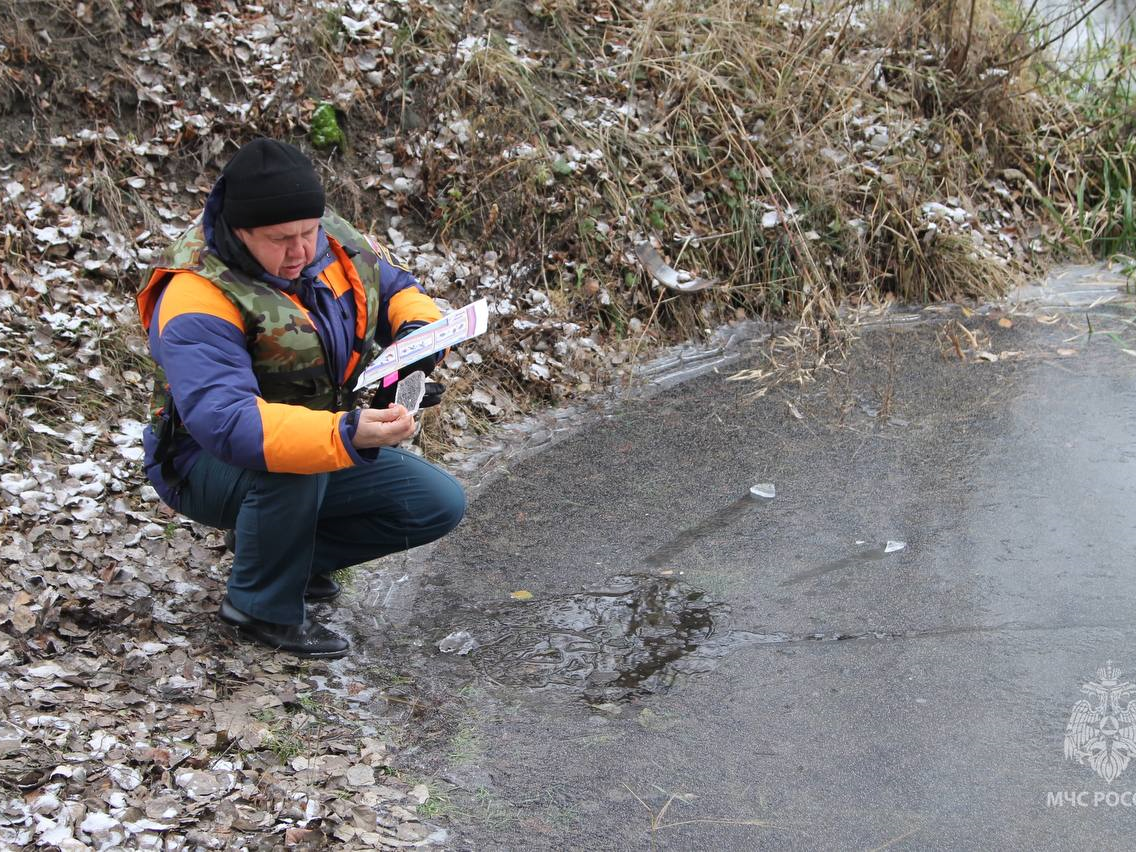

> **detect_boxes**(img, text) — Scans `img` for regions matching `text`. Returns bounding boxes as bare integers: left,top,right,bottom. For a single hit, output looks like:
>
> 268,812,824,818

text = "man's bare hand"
350,405,415,449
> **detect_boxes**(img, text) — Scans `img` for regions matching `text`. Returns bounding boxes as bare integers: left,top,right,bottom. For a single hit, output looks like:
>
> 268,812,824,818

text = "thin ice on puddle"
395,370,426,414
750,483,776,499
885,540,906,553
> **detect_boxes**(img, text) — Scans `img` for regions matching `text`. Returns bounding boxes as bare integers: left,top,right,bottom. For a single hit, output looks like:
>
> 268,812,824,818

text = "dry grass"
389,0,1077,344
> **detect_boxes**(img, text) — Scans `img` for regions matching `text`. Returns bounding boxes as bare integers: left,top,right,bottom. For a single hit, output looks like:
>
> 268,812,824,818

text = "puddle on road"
422,570,916,708
431,574,749,704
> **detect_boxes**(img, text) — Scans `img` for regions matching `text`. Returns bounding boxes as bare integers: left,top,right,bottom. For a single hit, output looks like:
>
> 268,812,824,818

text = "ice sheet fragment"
395,370,426,414
438,630,478,655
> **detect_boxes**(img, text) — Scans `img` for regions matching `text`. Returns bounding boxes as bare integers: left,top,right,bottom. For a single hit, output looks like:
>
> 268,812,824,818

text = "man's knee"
435,477,467,535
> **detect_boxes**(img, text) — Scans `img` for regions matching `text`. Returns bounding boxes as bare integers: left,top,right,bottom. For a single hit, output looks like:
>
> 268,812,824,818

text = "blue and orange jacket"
137,181,441,508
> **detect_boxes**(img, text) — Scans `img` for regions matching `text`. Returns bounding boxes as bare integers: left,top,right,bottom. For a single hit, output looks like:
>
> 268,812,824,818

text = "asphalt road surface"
351,264,1136,851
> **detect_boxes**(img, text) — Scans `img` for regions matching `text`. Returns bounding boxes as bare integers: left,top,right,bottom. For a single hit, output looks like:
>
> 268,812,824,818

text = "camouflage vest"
140,211,388,432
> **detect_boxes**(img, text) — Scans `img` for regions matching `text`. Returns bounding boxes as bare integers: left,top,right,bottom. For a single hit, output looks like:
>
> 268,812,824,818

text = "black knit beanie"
221,138,325,228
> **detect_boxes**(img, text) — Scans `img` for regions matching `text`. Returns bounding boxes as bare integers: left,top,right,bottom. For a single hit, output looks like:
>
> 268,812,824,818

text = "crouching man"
136,138,465,658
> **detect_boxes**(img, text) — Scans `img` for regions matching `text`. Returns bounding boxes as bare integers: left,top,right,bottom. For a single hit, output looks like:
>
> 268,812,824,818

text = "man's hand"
420,381,445,409
350,405,415,449
394,321,441,379
366,322,447,409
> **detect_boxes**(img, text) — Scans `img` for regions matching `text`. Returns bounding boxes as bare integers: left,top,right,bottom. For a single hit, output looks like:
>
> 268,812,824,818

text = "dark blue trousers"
178,448,466,624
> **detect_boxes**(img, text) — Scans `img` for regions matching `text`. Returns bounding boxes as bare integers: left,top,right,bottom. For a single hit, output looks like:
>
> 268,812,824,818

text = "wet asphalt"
349,266,1136,851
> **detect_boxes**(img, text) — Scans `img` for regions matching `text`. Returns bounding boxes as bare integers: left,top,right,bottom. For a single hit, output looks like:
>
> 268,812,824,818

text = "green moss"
311,102,346,150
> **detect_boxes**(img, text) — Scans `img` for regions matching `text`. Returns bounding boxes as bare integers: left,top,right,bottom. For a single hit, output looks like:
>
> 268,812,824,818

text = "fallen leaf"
9,606,36,634
997,317,1013,328
346,764,375,788
509,590,533,601
286,828,316,846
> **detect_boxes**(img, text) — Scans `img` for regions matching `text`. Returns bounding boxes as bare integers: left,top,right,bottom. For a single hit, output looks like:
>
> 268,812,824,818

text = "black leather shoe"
218,596,349,658
305,574,342,603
